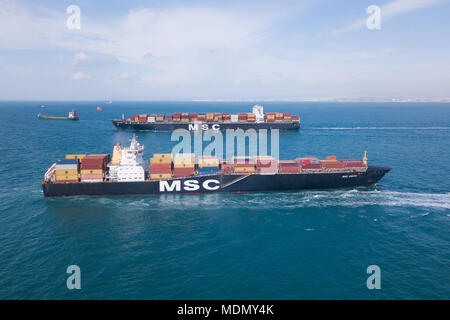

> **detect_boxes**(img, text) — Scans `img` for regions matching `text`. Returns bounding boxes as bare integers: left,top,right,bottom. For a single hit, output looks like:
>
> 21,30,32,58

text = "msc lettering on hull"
159,179,220,192
188,123,220,131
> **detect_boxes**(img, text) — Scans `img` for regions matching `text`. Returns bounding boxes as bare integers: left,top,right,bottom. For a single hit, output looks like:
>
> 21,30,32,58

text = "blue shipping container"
198,167,218,175
56,159,79,164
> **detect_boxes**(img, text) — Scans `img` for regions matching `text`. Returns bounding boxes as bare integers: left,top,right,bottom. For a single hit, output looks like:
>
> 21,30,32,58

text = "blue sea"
0,101,448,299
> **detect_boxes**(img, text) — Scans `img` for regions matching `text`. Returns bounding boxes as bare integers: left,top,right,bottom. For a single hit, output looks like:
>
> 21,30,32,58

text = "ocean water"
0,101,448,299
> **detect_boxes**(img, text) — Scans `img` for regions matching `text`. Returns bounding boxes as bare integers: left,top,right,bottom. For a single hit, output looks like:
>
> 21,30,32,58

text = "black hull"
42,165,390,197
112,120,300,131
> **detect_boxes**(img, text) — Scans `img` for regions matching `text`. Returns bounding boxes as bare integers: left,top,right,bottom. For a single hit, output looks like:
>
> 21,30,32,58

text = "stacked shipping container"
278,160,300,173
80,154,110,182
173,154,195,178
198,156,219,175
149,154,172,180
55,159,79,183
255,156,278,175
232,156,256,173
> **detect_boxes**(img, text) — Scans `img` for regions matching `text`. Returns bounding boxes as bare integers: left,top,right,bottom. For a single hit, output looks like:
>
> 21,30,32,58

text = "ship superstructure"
107,134,147,182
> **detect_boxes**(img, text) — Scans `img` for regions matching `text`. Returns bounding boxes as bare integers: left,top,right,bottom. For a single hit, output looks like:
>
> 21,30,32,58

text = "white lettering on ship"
159,179,220,192
188,124,220,131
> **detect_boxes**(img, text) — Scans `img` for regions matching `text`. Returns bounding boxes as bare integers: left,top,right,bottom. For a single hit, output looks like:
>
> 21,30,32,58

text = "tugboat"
38,110,79,121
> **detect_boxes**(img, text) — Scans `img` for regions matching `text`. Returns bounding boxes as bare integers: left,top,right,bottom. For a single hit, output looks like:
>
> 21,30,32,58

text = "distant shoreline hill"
0,98,449,103
192,98,450,103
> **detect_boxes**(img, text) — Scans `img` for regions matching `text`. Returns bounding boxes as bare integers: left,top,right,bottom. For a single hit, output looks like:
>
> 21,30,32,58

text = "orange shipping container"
150,158,172,164
150,173,172,180
80,169,103,175
234,166,255,173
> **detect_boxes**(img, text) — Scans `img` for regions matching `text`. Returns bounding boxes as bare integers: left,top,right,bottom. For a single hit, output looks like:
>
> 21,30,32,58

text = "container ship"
112,105,300,131
42,135,390,197
38,110,79,121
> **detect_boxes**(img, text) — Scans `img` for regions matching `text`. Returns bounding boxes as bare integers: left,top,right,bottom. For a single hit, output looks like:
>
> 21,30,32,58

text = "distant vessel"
38,110,79,121
42,135,390,197
39,104,47,109
112,105,300,131
97,106,103,111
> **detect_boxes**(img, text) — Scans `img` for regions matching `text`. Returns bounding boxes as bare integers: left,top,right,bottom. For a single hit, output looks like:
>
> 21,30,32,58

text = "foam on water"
309,126,450,130
54,189,450,212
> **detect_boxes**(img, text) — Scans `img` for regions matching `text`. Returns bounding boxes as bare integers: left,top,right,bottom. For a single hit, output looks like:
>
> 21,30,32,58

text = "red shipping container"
279,166,300,173
234,162,255,167
173,168,195,178
82,159,105,164
81,158,104,163
256,160,276,167
302,163,322,169
85,154,110,158
324,162,345,168
83,154,110,165
343,161,365,168
150,168,172,174
279,164,298,168
150,163,172,169
81,159,105,166
299,159,311,165
221,164,232,174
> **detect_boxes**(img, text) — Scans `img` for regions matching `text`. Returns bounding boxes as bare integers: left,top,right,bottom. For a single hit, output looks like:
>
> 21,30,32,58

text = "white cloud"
71,71,90,80
118,72,140,81
334,0,445,34
0,0,448,100
71,52,119,68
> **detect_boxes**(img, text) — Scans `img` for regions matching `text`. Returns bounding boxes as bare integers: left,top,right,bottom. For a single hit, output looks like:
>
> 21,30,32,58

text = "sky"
0,0,449,100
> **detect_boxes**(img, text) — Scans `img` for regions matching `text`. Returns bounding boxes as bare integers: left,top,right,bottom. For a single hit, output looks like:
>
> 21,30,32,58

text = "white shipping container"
55,164,78,170
148,117,155,123
80,179,103,183
231,115,238,122
175,153,195,158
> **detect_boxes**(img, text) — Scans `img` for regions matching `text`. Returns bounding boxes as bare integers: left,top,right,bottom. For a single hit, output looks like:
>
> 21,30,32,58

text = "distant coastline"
192,98,450,103
0,98,449,103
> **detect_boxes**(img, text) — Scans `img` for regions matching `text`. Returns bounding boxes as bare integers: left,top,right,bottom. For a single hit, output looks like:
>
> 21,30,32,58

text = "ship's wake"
59,189,450,211
309,126,450,130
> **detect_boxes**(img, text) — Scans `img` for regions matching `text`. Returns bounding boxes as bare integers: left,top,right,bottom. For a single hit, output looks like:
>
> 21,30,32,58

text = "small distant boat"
97,106,103,111
38,110,79,121
39,104,47,108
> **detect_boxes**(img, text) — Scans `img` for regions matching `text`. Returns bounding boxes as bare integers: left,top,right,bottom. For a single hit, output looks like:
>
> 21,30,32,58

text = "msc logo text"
188,123,221,131
159,179,220,192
